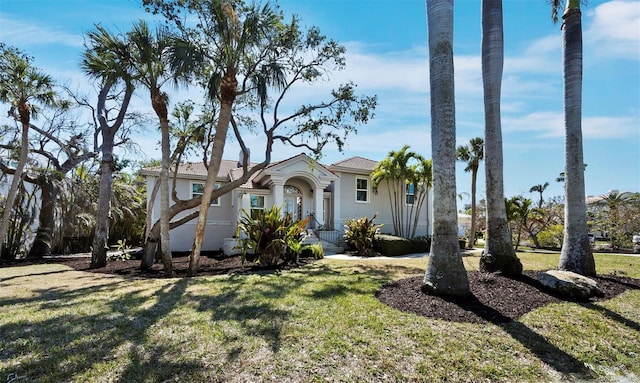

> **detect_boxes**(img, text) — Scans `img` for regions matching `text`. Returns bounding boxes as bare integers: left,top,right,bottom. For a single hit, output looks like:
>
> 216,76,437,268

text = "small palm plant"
344,214,383,256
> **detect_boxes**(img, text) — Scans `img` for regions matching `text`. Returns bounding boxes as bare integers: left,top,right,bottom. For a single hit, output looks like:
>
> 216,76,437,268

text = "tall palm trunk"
422,0,469,297
469,165,477,248
152,88,173,276
188,72,237,276
480,0,522,275
0,109,29,259
558,1,595,276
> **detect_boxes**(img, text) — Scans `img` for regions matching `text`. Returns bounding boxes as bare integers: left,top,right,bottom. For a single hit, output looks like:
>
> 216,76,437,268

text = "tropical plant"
55,163,99,253
371,145,432,239
343,215,383,257
0,44,57,258
505,196,533,250
236,205,310,266
551,0,595,276
456,137,483,249
107,239,132,262
422,0,470,296
479,0,522,275
108,171,146,247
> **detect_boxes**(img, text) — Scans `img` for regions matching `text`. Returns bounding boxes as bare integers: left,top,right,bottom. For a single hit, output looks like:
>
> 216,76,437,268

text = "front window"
191,182,220,206
250,194,265,218
406,183,415,205
356,177,369,203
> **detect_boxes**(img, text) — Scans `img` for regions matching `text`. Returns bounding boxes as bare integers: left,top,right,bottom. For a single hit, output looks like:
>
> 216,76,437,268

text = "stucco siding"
146,176,237,252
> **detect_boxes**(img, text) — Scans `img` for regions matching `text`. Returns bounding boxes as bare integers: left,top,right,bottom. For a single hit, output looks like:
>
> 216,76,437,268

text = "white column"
332,178,341,230
314,187,324,227
273,183,284,209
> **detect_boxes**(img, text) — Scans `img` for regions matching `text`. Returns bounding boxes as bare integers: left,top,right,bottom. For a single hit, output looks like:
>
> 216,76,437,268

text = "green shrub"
344,215,383,256
374,235,430,256
411,236,431,252
306,243,324,259
538,223,564,249
375,234,414,256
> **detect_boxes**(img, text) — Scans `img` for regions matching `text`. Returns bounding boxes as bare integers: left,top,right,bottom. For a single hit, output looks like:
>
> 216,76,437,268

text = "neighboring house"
141,153,435,253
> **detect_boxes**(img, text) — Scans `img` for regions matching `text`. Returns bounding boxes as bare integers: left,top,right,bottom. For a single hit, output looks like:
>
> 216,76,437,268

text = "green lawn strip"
1,256,639,382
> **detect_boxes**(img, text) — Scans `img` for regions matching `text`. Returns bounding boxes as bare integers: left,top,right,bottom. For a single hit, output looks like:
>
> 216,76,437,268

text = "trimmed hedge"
375,234,430,256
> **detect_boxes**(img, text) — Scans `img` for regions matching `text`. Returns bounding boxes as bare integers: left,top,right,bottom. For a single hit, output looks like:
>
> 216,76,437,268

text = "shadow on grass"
444,294,597,379
581,302,640,332
0,267,76,283
0,276,200,383
376,270,640,381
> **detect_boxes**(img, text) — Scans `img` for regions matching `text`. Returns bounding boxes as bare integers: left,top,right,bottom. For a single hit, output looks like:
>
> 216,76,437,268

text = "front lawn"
1,252,638,382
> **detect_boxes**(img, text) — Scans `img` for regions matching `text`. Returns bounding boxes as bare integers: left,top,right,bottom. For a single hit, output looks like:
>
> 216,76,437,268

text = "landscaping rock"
536,270,604,300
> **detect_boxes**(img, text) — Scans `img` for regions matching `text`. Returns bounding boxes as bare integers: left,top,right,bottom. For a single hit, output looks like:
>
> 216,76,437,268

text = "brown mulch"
376,271,640,324
3,255,639,325
0,253,313,278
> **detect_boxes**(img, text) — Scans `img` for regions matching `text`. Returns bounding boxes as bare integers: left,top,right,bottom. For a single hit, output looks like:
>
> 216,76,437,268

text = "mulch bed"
3,255,639,325
0,253,314,278
377,271,640,324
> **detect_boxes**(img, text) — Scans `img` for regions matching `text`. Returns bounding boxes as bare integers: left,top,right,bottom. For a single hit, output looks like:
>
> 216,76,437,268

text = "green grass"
1,253,639,382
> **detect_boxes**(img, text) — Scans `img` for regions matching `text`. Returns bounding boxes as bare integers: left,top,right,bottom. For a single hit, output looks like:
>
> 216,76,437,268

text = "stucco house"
141,153,435,254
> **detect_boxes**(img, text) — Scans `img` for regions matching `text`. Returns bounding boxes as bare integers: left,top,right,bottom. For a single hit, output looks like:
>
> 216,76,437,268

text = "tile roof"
330,156,379,171
140,154,379,181
141,160,254,179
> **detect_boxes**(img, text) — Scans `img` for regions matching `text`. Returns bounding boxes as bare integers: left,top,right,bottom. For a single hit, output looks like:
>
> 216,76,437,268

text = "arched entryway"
283,184,303,221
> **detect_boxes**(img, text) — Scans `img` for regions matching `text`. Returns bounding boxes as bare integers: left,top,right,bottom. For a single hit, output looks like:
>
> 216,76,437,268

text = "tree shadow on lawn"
183,263,389,359
0,276,205,383
377,271,640,380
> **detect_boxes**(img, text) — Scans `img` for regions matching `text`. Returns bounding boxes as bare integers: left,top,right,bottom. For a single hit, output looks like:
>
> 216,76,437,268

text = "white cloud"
586,0,640,61
503,111,640,139
0,15,84,48
505,35,561,75
504,111,565,137
582,116,640,138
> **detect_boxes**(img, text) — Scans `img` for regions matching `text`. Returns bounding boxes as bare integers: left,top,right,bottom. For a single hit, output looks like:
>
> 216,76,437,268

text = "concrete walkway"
324,249,483,260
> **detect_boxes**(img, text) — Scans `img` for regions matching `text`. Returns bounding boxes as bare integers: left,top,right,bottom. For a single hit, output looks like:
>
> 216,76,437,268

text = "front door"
283,185,302,221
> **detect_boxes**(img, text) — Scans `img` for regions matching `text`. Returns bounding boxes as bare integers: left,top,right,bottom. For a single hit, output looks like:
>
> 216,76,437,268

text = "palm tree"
160,1,282,276
551,0,595,276
529,182,549,208
479,0,522,275
0,45,57,258
408,156,433,239
456,137,483,248
125,20,188,276
371,145,432,238
81,25,136,268
422,0,469,297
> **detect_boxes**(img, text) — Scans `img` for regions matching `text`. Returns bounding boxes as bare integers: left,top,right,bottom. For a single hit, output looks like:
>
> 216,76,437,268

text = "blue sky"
1,0,639,206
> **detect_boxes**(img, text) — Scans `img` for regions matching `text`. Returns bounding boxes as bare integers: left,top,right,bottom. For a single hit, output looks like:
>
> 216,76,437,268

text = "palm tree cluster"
371,145,432,240
423,0,592,295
